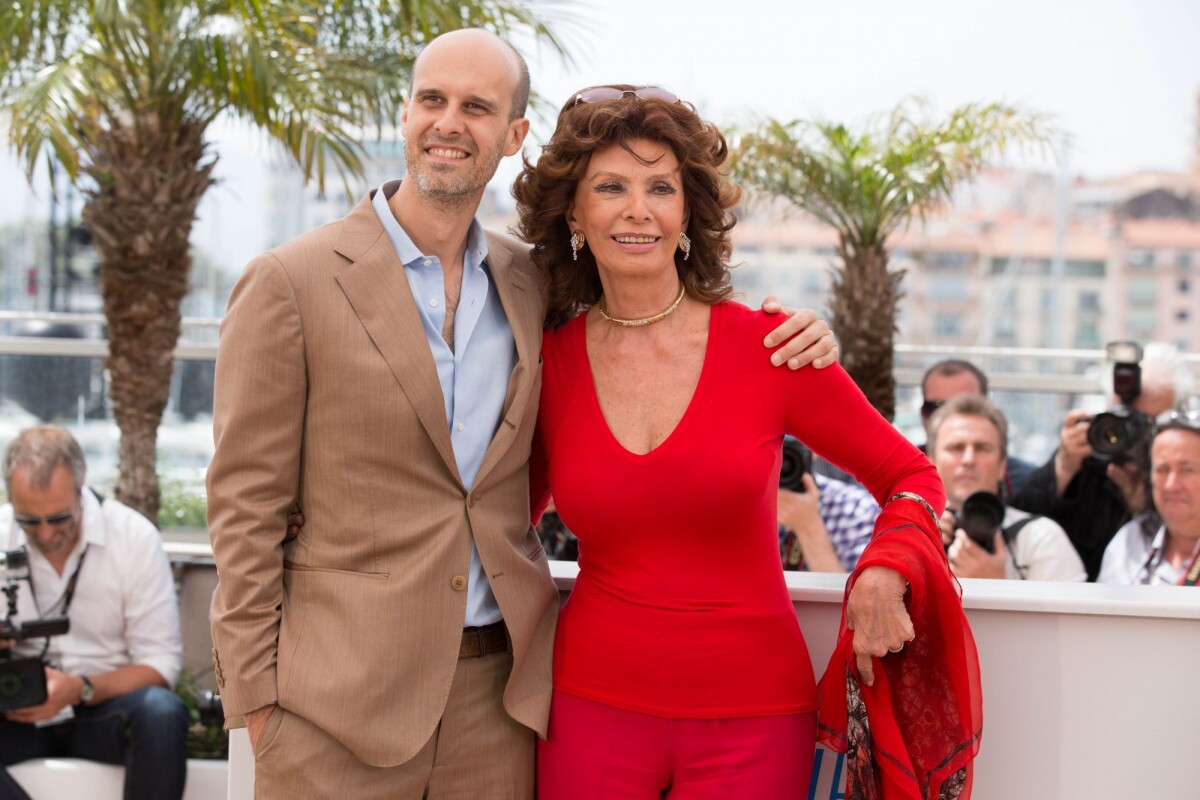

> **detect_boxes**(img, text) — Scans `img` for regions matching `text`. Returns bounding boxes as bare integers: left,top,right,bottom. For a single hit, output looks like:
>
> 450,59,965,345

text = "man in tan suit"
208,28,835,800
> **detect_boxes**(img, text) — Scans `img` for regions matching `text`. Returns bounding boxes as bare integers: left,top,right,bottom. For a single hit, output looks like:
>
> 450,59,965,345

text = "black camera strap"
28,544,90,621
1000,516,1040,581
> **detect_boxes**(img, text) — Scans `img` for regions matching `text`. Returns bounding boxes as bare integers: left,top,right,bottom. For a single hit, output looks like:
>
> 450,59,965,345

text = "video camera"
948,491,1006,554
1087,341,1152,464
1,547,70,711
779,437,813,493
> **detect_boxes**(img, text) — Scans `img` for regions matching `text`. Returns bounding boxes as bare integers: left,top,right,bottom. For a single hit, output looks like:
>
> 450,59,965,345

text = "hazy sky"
2,0,1198,275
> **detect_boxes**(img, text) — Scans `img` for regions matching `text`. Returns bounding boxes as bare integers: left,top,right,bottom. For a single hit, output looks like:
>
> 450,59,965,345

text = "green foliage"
158,477,207,529
729,100,1052,249
0,0,573,195
174,667,227,760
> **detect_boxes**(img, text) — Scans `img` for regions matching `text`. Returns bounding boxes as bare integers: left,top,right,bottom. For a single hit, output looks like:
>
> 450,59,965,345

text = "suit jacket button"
451,575,467,591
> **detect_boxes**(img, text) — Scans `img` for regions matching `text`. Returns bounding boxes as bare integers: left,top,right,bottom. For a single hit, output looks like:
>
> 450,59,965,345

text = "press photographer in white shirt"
0,426,187,800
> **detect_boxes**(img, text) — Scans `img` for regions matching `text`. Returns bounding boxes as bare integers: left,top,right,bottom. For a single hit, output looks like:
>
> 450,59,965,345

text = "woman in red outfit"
514,87,980,800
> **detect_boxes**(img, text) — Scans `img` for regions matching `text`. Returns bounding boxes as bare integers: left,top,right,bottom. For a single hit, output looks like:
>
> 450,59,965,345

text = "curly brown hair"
512,86,742,327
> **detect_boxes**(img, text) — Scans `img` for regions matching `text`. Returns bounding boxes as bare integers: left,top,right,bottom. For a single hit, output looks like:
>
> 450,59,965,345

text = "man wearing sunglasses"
0,426,186,800
919,359,1037,495
207,27,839,800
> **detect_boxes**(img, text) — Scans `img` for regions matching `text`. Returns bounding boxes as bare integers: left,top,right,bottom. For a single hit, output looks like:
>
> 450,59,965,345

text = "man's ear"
504,118,531,157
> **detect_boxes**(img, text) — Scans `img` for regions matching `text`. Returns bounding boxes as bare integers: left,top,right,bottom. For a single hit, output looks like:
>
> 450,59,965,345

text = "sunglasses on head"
1155,407,1200,433
13,510,75,534
572,86,680,107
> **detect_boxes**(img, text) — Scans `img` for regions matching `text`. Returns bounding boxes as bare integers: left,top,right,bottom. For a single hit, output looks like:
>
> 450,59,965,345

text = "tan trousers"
251,651,535,800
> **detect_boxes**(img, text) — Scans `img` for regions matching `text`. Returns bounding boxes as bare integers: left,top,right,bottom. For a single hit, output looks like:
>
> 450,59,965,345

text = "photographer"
777,471,880,574
1011,342,1192,580
0,426,186,800
1099,407,1200,585
930,396,1085,582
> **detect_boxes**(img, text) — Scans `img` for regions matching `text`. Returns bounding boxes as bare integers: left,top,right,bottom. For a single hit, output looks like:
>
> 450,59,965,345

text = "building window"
1066,260,1106,278
1078,291,1101,313
930,276,969,301
1177,309,1190,322
934,314,963,337
1178,252,1193,270
1129,278,1157,303
1074,321,1101,349
927,251,973,269
1180,279,1191,294
1128,249,1155,268
993,317,1016,343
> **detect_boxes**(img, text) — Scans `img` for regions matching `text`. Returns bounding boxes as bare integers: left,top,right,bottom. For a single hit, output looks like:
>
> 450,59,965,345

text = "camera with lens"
779,437,813,493
1,546,70,711
1087,341,1152,464
948,491,1007,554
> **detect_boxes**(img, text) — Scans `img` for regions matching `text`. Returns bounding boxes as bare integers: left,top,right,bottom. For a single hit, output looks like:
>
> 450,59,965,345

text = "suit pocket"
252,704,286,759
283,561,389,578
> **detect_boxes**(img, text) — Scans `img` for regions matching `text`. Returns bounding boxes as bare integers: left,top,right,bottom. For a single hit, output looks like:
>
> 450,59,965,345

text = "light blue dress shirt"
372,185,517,626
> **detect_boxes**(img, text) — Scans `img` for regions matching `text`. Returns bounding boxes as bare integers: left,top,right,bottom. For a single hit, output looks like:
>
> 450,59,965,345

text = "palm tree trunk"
80,115,215,522
827,237,904,421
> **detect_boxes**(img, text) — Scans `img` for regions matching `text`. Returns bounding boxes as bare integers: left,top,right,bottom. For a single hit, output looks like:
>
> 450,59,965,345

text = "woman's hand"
846,565,914,687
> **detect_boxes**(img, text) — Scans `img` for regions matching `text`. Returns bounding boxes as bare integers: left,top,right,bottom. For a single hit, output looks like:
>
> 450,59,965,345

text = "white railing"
4,311,1199,390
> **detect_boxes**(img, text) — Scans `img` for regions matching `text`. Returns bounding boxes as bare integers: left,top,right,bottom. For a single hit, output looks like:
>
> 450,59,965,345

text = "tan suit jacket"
207,190,556,767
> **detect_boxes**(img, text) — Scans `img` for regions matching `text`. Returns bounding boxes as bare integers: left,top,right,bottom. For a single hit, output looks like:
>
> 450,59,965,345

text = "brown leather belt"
460,621,509,658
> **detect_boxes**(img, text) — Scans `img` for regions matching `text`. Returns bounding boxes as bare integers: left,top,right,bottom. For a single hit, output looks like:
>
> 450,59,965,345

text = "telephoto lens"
778,438,812,493
957,491,1006,553
1086,409,1151,463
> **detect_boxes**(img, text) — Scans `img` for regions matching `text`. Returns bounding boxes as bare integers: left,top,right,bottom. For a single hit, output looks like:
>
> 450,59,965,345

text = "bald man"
208,29,836,799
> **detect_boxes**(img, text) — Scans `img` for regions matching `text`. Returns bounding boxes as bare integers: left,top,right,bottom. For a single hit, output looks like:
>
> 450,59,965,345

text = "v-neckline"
578,302,721,462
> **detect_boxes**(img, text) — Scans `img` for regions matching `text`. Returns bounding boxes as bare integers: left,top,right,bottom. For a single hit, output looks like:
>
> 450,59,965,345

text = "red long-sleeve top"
530,301,944,718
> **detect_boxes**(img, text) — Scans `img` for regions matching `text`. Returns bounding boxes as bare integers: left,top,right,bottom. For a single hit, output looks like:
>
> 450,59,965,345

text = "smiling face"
566,138,688,279
400,31,529,208
1151,428,1200,539
933,414,1007,509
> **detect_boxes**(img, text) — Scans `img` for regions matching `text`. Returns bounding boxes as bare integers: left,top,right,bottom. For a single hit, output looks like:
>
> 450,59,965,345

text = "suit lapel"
474,232,542,487
333,194,462,485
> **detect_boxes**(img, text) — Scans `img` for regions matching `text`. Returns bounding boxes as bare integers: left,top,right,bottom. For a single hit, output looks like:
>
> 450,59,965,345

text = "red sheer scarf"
817,499,982,800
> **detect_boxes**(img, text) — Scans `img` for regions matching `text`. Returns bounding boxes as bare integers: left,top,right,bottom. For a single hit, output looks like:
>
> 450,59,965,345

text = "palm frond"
730,101,1052,248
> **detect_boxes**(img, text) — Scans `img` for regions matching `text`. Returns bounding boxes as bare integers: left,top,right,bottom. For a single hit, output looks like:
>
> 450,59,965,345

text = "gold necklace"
597,283,686,328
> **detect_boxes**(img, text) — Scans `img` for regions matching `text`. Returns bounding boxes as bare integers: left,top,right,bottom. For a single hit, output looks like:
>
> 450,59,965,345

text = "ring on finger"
887,644,904,654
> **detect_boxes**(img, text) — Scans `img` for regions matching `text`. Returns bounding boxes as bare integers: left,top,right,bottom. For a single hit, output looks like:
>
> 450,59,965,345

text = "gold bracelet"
887,492,939,528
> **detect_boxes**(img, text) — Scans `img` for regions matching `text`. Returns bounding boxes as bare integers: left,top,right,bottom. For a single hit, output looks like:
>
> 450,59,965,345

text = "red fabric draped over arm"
817,497,983,800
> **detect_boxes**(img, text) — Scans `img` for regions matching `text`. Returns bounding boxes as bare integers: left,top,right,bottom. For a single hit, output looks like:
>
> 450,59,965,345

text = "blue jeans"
0,685,189,800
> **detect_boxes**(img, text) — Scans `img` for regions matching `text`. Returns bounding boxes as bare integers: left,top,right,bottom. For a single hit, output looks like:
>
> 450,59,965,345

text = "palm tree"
0,1,566,521
730,101,1047,420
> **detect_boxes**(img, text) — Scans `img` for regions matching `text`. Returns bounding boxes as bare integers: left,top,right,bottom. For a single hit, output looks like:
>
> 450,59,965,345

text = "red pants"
537,691,817,799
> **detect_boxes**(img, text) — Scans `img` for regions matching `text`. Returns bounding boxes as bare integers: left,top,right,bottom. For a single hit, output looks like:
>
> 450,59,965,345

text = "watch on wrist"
78,675,95,705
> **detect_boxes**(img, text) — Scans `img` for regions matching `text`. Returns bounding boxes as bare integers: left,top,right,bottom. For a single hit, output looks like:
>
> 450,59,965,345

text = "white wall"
229,567,1200,799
